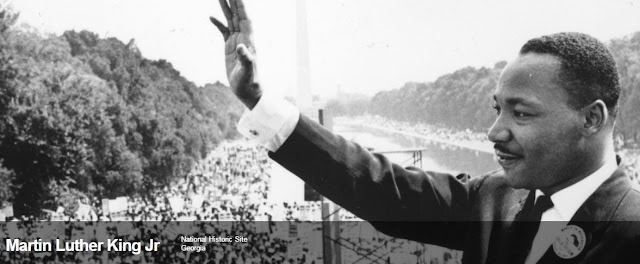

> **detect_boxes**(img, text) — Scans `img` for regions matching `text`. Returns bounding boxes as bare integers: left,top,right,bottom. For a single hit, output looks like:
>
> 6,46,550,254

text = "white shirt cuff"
237,93,300,152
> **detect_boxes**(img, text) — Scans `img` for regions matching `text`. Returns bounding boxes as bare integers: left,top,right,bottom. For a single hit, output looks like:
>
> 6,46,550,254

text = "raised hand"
210,0,261,109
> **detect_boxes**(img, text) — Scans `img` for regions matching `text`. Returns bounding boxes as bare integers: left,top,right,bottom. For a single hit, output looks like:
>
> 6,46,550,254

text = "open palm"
210,0,261,109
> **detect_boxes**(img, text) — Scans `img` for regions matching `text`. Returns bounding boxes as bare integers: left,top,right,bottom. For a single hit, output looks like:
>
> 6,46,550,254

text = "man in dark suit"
210,0,640,263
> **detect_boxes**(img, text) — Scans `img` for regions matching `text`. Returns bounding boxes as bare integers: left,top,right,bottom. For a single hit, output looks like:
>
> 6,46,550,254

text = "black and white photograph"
1,0,640,263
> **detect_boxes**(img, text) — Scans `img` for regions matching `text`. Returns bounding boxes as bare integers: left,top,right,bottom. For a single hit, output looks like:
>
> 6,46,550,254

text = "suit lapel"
485,189,530,264
536,162,632,263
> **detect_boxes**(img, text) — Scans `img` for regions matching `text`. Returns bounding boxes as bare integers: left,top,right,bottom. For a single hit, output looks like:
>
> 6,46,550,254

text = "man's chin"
502,170,532,189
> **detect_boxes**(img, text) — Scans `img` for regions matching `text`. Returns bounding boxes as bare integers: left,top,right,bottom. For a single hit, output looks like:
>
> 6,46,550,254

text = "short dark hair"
520,32,620,116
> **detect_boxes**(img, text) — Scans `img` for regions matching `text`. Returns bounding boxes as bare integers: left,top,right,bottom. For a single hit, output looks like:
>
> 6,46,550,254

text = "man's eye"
513,110,530,118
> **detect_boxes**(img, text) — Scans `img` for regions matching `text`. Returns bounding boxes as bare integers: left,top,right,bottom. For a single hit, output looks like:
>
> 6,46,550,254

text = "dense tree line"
0,7,243,216
0,5,18,210
337,33,640,147
324,63,503,131
368,63,503,132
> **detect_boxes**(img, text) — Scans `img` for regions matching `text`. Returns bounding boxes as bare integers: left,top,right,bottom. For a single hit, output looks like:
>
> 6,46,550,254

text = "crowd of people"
1,140,460,264
339,115,492,153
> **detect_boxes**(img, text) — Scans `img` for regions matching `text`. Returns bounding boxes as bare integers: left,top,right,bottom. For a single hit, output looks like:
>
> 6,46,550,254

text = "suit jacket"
268,115,640,264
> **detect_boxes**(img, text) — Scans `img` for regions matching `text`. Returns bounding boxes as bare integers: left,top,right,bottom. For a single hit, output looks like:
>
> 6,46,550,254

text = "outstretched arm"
209,0,476,250
210,0,261,109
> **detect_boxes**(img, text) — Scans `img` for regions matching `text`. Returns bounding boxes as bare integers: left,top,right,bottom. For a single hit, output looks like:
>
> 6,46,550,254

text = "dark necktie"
508,193,554,263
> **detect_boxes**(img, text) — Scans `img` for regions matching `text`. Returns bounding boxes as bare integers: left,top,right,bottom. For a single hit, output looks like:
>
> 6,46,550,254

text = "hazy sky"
10,0,640,99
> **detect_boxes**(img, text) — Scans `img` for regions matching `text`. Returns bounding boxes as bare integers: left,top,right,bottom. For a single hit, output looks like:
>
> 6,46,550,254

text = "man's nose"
487,116,511,143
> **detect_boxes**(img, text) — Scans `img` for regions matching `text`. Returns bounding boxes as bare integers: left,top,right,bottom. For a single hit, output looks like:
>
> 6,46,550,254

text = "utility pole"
318,109,342,264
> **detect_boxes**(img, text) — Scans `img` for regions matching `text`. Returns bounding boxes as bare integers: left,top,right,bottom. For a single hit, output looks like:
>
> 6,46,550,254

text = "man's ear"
581,99,608,136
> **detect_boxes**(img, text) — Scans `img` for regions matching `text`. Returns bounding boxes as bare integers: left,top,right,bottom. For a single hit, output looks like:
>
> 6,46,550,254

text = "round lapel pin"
553,225,586,259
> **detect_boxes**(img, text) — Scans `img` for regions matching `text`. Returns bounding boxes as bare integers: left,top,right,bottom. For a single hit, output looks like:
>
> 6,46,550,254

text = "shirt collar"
535,154,618,221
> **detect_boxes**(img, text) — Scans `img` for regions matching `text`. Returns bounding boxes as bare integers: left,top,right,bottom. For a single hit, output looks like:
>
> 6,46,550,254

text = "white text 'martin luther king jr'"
5,238,161,255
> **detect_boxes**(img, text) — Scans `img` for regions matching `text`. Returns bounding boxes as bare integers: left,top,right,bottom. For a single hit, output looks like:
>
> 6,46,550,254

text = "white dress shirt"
525,154,617,264
237,94,619,263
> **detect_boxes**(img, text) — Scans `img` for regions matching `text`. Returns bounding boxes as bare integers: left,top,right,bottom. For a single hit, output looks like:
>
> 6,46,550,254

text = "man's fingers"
229,0,240,31
232,16,240,32
217,0,235,32
235,0,248,19
209,16,230,40
218,0,233,21
229,0,238,14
